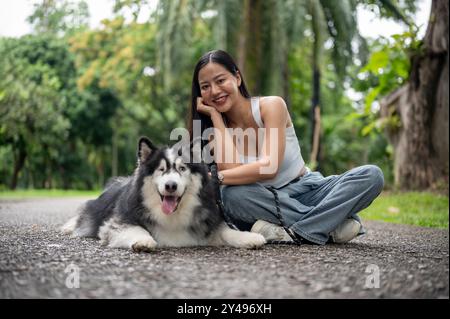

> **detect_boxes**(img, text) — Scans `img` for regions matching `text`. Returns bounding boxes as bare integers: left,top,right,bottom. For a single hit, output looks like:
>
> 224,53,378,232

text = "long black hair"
187,50,251,143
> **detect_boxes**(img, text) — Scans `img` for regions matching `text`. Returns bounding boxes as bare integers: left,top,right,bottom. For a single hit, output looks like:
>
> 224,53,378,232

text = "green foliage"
348,0,423,140
0,35,71,186
65,11,233,178
0,33,117,190
359,29,420,113
348,27,421,150
359,0,417,24
332,30,422,187
27,0,90,35
289,43,313,155
0,0,424,191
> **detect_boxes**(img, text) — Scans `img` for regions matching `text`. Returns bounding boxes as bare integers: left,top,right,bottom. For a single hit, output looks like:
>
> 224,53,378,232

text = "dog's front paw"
131,238,158,253
239,232,266,249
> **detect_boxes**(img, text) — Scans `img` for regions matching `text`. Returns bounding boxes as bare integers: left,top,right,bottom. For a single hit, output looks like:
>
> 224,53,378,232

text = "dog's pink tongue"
162,196,178,214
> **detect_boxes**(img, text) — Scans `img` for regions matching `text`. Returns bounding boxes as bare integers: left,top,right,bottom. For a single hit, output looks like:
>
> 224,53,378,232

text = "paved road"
0,197,448,299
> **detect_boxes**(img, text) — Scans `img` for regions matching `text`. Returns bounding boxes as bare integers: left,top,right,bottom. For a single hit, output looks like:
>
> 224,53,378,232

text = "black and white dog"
62,137,265,252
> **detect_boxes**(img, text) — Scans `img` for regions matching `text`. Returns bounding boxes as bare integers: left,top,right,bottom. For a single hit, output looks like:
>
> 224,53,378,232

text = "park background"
0,0,448,228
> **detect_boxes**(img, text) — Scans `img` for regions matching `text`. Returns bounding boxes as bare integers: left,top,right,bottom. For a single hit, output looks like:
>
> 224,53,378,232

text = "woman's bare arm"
219,97,288,185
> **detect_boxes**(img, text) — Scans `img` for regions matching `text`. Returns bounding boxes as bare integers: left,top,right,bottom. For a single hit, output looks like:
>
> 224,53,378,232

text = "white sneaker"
329,219,362,244
250,220,293,242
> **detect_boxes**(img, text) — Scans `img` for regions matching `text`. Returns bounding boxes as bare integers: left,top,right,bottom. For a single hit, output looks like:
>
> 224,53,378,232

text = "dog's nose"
165,181,177,193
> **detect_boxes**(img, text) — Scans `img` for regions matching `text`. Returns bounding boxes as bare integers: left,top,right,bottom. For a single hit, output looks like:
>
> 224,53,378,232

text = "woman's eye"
201,85,209,90
217,79,225,84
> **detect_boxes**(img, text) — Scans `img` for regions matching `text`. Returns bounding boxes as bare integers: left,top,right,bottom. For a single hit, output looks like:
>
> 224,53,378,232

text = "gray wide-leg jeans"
222,165,384,245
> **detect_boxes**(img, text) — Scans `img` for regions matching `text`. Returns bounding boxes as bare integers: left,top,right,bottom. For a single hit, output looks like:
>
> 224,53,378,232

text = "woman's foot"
329,219,362,244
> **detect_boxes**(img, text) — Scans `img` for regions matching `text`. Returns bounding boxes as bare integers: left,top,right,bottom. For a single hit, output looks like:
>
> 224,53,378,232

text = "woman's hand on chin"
197,97,219,117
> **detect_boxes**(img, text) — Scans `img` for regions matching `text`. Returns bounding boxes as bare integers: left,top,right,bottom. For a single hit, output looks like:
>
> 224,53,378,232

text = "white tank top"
238,97,305,188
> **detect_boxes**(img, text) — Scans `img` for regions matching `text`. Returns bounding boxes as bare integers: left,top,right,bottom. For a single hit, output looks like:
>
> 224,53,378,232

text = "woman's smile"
213,95,228,106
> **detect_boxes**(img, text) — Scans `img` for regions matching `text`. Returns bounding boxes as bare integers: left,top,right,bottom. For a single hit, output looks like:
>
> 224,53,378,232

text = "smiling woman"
186,49,385,246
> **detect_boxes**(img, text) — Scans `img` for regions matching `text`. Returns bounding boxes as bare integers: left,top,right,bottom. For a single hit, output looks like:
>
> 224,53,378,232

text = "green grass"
0,189,100,199
360,191,449,229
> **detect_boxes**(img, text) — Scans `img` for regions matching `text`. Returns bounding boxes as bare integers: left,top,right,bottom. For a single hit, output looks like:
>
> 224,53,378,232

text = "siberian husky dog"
62,137,265,252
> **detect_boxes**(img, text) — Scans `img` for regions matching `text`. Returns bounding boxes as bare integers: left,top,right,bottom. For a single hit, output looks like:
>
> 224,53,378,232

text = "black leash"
210,163,239,230
266,186,303,245
210,163,303,244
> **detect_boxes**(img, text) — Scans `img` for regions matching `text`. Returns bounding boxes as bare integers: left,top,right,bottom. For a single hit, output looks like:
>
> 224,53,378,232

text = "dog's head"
137,136,208,216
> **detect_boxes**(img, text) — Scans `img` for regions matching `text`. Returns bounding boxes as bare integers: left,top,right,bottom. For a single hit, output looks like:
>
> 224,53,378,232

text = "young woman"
187,50,384,245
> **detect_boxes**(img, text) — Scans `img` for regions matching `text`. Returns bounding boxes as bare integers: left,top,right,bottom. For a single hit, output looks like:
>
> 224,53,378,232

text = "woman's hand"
197,97,219,118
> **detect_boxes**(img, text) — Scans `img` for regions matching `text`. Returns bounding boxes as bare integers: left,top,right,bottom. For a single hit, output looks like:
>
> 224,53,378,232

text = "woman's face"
198,62,242,113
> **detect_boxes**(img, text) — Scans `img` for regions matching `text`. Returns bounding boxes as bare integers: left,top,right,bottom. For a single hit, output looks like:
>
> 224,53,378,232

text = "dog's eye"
158,167,165,172
179,166,186,172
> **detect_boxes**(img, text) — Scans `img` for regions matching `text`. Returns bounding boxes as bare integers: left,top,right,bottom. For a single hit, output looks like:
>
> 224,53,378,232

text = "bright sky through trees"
0,0,431,39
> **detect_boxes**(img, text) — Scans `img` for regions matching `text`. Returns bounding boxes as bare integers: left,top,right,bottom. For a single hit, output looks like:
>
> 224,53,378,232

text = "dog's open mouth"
160,195,182,215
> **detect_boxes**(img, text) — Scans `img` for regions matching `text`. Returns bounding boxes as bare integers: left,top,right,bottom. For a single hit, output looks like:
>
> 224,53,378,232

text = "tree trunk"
309,0,324,171
237,0,263,95
309,66,321,170
310,102,321,169
112,130,118,178
282,52,292,111
381,0,448,190
10,147,27,190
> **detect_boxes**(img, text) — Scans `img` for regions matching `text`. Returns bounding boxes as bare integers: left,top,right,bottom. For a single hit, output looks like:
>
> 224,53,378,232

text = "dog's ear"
137,136,156,163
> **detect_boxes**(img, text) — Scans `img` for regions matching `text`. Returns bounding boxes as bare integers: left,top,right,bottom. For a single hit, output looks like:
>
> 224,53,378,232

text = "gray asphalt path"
0,197,448,299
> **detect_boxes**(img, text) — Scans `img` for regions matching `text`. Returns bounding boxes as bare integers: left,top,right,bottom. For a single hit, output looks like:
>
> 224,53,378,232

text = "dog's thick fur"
62,137,265,252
